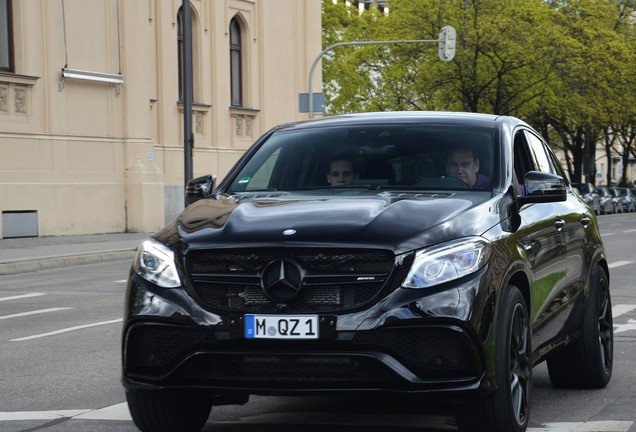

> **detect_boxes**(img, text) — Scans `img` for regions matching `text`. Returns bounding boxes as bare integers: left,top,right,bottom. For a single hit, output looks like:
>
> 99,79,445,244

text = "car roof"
273,111,527,132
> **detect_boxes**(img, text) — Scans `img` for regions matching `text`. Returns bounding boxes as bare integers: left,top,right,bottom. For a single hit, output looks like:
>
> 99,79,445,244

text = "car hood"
157,192,499,254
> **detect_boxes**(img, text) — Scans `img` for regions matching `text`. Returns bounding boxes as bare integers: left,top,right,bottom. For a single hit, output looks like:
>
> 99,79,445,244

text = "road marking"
0,410,91,421
613,304,636,318
10,318,123,342
613,305,636,334
528,421,633,431
0,404,631,431
608,260,633,268
0,404,131,422
0,307,72,320
0,292,46,302
74,403,132,421
614,319,636,334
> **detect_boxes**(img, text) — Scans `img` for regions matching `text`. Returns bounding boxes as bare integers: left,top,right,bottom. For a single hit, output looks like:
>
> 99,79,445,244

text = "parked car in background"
609,187,623,213
616,187,635,213
122,112,613,432
572,183,601,215
596,186,616,214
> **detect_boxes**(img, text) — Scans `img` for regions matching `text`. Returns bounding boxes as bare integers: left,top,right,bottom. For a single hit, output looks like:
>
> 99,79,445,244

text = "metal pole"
182,0,194,196
308,39,440,119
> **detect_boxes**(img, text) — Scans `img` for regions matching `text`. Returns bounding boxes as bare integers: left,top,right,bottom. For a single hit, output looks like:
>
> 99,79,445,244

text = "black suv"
122,112,612,432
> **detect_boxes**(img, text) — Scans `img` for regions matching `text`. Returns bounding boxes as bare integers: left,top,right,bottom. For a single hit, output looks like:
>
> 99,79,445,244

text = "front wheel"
126,390,212,432
455,285,531,432
547,266,613,388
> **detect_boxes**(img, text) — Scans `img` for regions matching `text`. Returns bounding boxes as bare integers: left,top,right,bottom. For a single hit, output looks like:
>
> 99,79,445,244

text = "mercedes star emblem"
261,259,303,302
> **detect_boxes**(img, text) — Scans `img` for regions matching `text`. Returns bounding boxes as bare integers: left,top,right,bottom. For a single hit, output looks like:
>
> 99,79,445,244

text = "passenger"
445,146,488,189
326,154,359,186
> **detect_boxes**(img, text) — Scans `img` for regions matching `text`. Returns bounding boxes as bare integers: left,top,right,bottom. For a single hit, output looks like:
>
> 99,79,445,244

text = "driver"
445,146,488,189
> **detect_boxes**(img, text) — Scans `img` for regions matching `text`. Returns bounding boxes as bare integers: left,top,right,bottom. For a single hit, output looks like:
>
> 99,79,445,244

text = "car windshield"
227,124,495,193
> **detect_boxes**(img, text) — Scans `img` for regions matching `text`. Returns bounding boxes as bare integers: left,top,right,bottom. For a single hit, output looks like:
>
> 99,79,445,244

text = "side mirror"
185,174,216,206
518,171,567,205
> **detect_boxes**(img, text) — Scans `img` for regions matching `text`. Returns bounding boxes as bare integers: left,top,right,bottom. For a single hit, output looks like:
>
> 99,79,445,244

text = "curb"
0,249,137,276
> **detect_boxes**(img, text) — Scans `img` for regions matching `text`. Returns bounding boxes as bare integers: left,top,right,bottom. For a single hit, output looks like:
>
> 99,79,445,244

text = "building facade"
0,0,322,238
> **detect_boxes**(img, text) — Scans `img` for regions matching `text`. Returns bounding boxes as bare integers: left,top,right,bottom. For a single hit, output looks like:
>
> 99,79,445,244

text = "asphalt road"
0,212,635,432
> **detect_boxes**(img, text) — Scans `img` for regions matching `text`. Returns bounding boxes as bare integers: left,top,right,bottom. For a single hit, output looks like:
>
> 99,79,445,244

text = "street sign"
438,26,456,62
299,93,326,113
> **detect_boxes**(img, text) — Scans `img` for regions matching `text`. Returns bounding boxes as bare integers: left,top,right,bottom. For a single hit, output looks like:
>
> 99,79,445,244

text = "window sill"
0,72,39,86
229,106,260,117
177,101,212,112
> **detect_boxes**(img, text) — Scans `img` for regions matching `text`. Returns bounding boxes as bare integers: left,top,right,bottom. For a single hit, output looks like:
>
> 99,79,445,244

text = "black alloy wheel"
126,390,212,432
455,285,531,432
509,300,531,425
547,266,613,388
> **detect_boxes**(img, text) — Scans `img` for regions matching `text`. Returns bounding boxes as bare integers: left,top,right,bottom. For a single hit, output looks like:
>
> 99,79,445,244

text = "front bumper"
122,273,491,397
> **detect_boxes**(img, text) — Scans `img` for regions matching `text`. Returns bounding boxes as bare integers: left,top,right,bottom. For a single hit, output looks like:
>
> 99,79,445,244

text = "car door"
529,132,589,301
523,130,588,348
512,129,569,350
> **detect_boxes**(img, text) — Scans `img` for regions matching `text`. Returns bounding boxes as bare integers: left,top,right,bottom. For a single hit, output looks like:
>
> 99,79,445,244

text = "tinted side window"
524,131,554,174
513,130,533,193
546,146,568,180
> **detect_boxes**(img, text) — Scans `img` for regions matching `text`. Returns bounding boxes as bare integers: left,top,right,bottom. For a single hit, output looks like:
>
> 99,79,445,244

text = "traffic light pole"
307,28,455,119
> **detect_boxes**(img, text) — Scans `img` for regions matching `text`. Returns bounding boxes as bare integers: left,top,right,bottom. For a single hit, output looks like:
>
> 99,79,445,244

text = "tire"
455,285,531,432
547,266,613,389
126,390,212,432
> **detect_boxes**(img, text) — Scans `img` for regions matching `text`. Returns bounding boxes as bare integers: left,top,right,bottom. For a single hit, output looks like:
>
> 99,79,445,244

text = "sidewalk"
0,232,152,275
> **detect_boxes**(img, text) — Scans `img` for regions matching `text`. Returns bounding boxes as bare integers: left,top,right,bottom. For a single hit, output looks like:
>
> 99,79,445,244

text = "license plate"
244,315,319,339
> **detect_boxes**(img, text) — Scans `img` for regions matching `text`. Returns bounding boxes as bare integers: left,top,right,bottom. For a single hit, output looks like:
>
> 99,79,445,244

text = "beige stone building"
0,0,322,238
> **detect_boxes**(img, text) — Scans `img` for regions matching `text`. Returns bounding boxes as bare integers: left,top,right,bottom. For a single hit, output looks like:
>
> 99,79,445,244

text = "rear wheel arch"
546,264,613,389
597,258,609,286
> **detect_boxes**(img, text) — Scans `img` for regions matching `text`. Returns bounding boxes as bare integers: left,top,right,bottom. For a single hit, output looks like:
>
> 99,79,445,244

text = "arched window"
0,0,13,72
229,18,242,107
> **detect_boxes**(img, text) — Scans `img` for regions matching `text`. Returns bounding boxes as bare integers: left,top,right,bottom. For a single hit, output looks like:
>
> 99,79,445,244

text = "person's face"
326,159,357,186
446,150,480,187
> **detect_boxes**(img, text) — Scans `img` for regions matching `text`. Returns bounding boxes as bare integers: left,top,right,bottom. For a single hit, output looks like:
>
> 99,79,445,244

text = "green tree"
323,0,561,116
321,0,636,183
537,0,635,184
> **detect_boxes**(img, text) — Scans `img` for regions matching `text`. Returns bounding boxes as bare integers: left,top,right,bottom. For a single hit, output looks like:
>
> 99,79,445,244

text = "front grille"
187,248,395,313
188,249,393,273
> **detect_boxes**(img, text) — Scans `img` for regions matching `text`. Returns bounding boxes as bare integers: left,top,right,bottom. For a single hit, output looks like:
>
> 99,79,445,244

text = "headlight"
403,237,492,288
133,239,182,288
